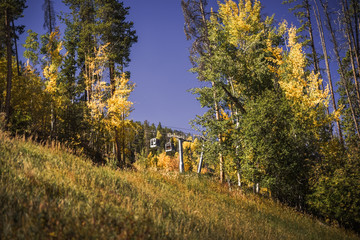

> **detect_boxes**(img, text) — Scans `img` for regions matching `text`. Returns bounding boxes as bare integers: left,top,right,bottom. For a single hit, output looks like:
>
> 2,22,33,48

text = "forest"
0,0,359,234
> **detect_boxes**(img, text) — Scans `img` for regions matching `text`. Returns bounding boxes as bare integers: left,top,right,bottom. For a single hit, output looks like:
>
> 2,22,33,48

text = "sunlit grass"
0,131,358,239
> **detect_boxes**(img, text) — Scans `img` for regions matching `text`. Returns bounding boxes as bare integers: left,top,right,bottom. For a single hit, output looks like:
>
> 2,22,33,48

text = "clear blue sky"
18,0,313,133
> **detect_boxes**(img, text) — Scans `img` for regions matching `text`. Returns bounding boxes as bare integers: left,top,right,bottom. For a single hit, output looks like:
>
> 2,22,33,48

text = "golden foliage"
266,25,340,133
43,28,65,96
83,43,136,153
157,152,179,171
218,0,262,46
106,73,135,129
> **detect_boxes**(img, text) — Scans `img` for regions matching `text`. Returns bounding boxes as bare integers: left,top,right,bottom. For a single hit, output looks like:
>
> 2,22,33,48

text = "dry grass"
0,131,358,239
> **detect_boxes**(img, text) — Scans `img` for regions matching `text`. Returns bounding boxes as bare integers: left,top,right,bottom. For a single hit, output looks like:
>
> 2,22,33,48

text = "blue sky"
18,0,320,133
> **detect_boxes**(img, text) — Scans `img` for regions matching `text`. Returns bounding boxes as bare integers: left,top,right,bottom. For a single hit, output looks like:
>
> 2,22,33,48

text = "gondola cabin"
150,138,159,148
165,142,175,152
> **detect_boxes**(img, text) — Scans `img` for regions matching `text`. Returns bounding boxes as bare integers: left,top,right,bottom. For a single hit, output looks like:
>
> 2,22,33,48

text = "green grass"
0,131,358,239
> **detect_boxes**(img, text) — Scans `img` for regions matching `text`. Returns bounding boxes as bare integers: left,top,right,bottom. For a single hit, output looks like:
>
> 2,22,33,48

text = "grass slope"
0,131,358,240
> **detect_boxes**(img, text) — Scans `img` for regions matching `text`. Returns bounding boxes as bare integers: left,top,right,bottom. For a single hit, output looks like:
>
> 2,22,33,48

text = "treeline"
1,0,359,233
0,0,141,166
182,0,360,231
0,0,198,168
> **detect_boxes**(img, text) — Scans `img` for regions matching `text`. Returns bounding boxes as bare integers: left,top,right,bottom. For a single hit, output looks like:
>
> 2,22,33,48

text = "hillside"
0,131,358,240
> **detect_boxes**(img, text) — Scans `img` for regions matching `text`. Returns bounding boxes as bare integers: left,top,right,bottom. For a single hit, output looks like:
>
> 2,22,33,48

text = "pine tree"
63,0,97,102
96,0,137,93
320,0,360,140
313,0,343,141
0,0,26,126
43,0,56,33
283,0,320,73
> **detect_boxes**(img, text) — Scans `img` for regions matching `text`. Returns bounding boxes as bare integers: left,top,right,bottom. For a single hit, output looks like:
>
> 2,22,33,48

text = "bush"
308,140,360,230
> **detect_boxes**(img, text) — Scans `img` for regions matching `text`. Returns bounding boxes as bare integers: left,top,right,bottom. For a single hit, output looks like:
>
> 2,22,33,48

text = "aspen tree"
42,28,65,137
182,0,226,182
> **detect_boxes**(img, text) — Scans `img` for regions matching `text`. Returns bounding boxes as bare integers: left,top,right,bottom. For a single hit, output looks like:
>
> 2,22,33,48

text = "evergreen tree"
63,0,97,102
283,0,320,73
96,0,137,93
42,0,56,33
0,0,26,126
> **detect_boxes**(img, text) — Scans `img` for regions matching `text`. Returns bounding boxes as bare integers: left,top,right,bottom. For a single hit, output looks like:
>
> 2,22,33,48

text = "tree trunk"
109,61,115,94
11,19,20,76
345,29,360,105
109,61,123,167
4,8,13,127
305,0,320,74
352,0,360,54
199,0,208,39
321,0,360,140
122,112,126,167
212,82,225,183
228,78,242,186
201,0,224,183
313,0,343,141
115,129,122,167
215,92,225,182
48,0,53,33
342,0,360,104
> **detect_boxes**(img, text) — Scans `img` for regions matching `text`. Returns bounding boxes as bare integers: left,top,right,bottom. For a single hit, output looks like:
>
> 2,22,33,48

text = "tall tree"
313,0,343,140
182,0,227,183
42,28,65,137
11,19,23,76
96,0,137,93
106,72,136,167
23,29,39,66
0,0,26,126
43,0,56,33
320,0,360,140
96,0,137,164
182,0,209,63
283,0,320,74
341,0,360,105
63,0,97,102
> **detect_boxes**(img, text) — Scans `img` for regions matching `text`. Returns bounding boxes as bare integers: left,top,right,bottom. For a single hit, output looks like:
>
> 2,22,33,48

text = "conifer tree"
96,0,137,93
283,0,320,73
313,0,343,140
0,0,26,126
63,0,97,102
320,0,360,140
43,0,56,34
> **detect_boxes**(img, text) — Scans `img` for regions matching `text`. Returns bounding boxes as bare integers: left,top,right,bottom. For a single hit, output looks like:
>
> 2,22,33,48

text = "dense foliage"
182,0,360,231
0,0,359,234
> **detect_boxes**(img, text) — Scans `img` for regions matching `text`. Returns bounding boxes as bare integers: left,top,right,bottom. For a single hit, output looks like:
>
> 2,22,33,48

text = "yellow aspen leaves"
84,43,110,104
106,72,135,129
267,24,340,133
43,28,64,95
217,0,262,47
83,42,136,146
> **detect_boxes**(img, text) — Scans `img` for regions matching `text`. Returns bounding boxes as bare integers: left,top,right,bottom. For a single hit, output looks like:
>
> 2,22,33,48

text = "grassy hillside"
0,131,358,240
